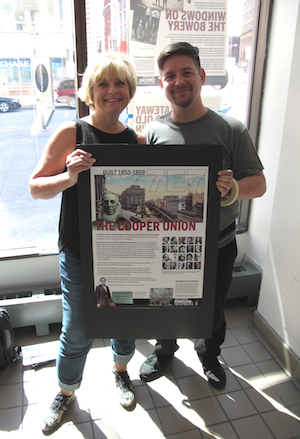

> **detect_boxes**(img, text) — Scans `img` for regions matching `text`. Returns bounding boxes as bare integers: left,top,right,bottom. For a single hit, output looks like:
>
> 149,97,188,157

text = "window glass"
0,0,259,257
0,0,76,257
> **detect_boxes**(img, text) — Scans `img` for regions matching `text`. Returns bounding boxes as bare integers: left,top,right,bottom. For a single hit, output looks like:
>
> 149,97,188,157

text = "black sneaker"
139,352,173,382
199,356,226,389
113,370,135,408
42,391,75,433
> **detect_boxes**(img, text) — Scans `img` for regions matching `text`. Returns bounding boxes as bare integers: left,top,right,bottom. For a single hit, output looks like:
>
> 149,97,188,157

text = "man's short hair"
157,42,201,72
100,277,106,281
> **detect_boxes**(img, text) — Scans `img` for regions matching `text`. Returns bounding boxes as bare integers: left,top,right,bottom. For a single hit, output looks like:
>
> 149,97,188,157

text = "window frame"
239,0,273,230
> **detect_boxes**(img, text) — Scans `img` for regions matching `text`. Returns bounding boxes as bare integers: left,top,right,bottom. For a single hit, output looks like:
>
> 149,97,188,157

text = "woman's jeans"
57,248,135,392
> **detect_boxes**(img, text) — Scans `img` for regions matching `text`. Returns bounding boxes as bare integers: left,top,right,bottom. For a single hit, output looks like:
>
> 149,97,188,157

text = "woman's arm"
29,121,95,199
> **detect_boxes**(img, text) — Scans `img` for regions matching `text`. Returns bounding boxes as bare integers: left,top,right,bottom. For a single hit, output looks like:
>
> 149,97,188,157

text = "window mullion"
73,0,89,118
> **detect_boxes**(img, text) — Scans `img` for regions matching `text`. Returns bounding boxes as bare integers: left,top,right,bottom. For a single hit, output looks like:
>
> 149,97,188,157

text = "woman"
29,53,145,433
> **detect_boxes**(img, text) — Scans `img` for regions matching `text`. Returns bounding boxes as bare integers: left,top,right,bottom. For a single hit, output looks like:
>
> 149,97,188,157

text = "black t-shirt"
58,119,138,258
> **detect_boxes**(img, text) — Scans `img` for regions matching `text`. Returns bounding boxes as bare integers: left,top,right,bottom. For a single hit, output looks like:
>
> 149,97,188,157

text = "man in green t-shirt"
139,42,266,389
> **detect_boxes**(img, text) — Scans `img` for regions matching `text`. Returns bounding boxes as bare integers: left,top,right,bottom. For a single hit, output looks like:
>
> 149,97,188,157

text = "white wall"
246,0,300,357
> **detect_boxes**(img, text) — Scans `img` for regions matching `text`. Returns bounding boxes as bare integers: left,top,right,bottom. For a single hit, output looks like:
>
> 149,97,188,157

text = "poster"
78,144,223,338
128,0,228,85
126,0,228,132
91,164,207,306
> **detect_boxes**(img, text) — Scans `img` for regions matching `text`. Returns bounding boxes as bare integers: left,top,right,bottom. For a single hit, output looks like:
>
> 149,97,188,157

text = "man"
139,42,266,389
162,253,171,261
98,191,127,224
95,277,116,308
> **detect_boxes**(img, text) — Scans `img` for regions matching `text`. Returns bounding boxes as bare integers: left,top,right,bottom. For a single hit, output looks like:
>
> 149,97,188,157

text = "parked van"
55,78,76,108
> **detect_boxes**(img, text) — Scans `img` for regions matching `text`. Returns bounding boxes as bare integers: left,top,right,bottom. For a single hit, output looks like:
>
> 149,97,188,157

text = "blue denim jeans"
111,339,135,365
58,248,135,392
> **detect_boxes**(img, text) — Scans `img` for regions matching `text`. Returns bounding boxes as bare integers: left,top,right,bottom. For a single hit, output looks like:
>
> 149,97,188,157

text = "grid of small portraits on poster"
162,236,202,270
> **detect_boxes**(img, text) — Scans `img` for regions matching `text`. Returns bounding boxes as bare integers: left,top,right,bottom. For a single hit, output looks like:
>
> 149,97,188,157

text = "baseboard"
253,311,300,389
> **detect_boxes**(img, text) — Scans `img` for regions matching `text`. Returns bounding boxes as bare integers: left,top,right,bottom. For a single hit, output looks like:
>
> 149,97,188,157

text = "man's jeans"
57,248,135,392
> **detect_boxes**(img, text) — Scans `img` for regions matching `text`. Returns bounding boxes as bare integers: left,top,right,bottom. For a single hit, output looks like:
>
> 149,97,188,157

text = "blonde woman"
30,53,145,432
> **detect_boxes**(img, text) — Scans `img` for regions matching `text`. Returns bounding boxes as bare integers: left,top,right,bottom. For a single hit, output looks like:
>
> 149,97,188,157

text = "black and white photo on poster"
90,165,208,308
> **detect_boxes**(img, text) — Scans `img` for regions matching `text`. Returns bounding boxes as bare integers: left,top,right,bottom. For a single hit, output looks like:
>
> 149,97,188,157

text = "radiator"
0,261,261,336
0,285,62,336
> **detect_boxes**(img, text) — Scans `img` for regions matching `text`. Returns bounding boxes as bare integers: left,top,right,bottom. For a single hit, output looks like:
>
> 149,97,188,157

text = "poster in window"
78,144,223,339
128,0,228,84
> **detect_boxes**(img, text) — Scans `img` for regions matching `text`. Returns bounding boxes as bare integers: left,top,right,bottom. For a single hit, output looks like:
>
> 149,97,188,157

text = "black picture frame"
78,144,223,339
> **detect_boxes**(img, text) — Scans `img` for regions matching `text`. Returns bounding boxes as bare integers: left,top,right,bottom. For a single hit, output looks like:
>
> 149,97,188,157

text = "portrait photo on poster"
77,144,223,338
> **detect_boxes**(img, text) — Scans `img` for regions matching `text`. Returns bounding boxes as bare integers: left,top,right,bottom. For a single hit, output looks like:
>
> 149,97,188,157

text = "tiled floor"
1,298,300,439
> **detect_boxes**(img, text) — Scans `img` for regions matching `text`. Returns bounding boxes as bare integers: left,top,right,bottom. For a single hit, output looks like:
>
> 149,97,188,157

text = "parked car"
55,78,76,108
0,97,22,113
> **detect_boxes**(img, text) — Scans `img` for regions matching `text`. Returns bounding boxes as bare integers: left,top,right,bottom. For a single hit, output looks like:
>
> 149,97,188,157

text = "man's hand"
217,169,266,202
216,169,233,198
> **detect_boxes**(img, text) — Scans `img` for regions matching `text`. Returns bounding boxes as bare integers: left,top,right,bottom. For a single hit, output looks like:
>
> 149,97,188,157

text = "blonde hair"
78,53,137,107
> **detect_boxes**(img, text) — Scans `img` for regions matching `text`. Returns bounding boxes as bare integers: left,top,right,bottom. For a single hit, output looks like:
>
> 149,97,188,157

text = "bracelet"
221,178,239,207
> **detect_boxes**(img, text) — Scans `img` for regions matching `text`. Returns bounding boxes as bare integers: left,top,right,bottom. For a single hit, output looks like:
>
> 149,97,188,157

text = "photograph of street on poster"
90,165,208,308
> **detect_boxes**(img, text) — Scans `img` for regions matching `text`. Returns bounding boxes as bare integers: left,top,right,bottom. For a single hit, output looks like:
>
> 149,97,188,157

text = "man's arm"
217,170,266,200
236,171,266,200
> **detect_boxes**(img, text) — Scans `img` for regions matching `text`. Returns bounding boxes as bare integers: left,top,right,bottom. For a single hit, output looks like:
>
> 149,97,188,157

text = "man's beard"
171,86,193,107
101,205,123,222
106,208,116,215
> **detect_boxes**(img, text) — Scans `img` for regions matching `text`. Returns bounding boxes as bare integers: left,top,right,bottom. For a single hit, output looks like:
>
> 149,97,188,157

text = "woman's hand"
66,149,96,186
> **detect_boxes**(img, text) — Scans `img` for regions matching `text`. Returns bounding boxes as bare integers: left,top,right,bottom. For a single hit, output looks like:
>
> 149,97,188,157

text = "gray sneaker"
113,370,135,408
42,391,75,433
139,352,173,382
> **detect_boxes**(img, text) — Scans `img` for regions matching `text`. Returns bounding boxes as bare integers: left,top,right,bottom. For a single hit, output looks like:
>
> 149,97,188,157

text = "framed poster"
78,144,223,339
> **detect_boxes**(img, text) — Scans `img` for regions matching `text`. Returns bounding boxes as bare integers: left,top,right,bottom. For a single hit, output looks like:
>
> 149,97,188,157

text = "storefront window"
0,0,261,258
0,0,76,257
